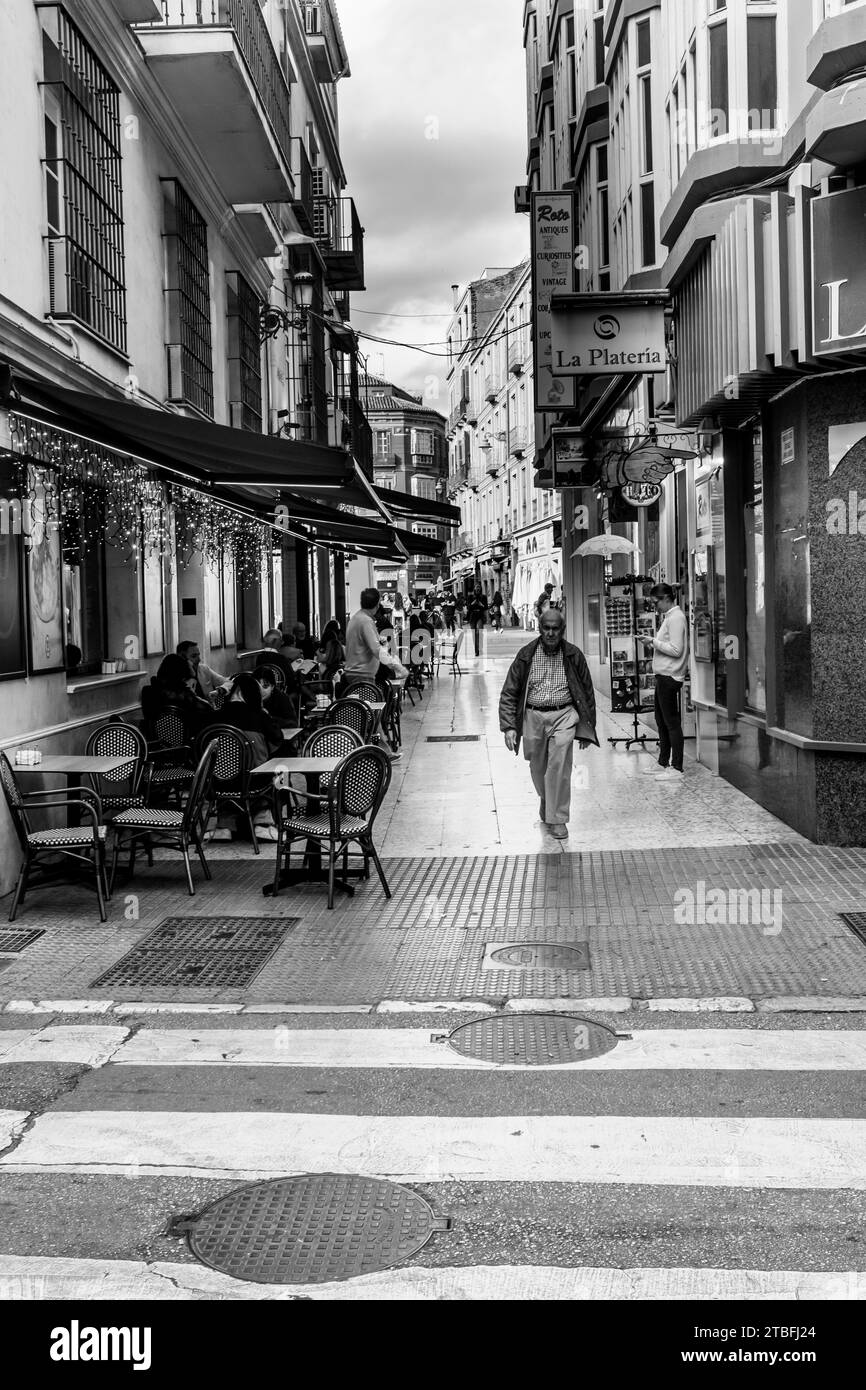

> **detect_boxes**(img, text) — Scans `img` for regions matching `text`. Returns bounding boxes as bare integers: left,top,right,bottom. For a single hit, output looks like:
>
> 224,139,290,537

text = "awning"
372,484,461,527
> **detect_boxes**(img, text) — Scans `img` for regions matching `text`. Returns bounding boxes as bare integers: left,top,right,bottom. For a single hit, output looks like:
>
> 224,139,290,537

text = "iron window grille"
163,180,214,418
40,6,127,354
226,271,264,432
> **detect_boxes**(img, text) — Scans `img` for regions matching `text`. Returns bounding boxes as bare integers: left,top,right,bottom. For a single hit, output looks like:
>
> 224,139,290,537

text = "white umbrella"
572,535,638,561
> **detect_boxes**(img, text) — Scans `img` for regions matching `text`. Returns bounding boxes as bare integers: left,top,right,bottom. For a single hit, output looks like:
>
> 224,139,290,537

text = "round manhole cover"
181,1174,448,1285
448,1013,619,1066
490,944,588,969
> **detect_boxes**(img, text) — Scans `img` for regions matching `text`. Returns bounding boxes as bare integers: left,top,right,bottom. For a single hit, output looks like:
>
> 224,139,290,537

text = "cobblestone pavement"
1,630,864,1006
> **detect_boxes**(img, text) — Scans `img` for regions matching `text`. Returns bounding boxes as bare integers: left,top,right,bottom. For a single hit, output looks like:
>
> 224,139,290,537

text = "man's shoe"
387,750,403,762
655,768,683,782
549,823,569,840
642,763,667,775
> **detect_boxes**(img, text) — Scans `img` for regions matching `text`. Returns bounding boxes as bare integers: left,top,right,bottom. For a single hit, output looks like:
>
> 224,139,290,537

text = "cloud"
336,0,529,398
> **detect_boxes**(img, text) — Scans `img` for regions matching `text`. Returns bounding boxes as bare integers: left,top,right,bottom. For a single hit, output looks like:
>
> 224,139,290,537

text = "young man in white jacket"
641,584,689,782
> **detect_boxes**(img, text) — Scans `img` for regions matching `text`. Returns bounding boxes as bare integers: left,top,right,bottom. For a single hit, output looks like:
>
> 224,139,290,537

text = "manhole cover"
0,929,44,954
840,912,866,948
483,941,590,971
176,1175,450,1285
426,735,481,743
91,917,297,990
447,1013,619,1066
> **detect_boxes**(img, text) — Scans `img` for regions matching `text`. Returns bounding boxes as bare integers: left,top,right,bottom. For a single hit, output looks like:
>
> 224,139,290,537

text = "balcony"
107,0,163,19
808,7,866,90
484,376,498,403
508,341,525,376
134,0,293,203
303,1,348,84
291,139,315,235
447,531,473,556
314,195,365,290
509,426,528,458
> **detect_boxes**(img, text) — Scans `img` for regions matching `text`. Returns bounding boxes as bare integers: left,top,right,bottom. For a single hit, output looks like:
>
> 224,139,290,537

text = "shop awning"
372,484,461,527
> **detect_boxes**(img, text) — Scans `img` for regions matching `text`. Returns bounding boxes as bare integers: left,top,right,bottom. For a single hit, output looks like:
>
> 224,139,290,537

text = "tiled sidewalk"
1,631,863,1006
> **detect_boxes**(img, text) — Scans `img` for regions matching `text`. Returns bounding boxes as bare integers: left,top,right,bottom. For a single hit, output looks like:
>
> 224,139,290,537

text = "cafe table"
253,756,359,897
13,754,136,826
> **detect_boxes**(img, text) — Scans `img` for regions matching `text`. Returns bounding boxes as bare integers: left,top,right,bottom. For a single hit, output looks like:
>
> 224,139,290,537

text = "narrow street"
0,645,864,1300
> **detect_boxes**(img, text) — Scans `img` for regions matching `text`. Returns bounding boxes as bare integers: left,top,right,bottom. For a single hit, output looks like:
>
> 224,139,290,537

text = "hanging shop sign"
812,186,866,358
621,481,662,508
551,428,595,490
531,193,577,411
550,291,669,376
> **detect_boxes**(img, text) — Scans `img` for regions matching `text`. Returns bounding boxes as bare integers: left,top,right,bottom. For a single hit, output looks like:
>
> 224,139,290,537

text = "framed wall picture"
25,466,64,673
695,477,712,539
141,543,165,658
0,514,26,681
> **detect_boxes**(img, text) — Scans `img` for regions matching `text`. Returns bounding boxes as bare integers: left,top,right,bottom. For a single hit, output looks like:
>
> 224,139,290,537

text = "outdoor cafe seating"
109,743,217,898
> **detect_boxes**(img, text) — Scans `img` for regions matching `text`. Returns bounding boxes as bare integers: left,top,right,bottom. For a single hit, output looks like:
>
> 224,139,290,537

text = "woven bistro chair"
436,626,466,677
260,662,286,693
381,679,403,752
272,745,393,909
84,721,148,818
340,680,382,705
193,725,269,856
145,704,195,804
110,742,217,898
325,697,377,745
0,752,109,923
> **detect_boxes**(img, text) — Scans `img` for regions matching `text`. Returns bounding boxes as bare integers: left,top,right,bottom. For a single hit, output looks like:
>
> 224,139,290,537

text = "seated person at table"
261,630,300,684
253,665,298,725
291,622,319,661
141,654,212,739
209,674,284,843
177,641,229,700
321,619,345,655
299,639,344,712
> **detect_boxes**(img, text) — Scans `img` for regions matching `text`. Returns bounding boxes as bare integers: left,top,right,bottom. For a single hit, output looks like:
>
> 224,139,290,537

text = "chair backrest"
85,721,148,788
327,698,375,743
182,742,218,834
342,681,380,705
0,753,30,849
194,725,253,785
330,745,392,827
261,663,286,692
152,705,189,750
453,629,466,656
210,687,228,711
303,724,364,760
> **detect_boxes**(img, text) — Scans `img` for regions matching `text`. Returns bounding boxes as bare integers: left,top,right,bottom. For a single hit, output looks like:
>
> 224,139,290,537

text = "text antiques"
550,292,669,377
531,193,577,411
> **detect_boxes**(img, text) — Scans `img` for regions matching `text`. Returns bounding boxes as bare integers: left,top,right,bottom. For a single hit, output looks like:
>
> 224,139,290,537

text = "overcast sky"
335,0,529,410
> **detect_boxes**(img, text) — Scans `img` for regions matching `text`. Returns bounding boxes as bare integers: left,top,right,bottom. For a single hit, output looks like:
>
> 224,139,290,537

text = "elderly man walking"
499,609,598,840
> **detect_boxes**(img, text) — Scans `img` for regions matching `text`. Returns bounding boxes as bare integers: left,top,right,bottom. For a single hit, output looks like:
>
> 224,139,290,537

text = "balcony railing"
484,376,498,403
509,426,528,457
291,138,315,234
140,0,292,183
314,195,365,290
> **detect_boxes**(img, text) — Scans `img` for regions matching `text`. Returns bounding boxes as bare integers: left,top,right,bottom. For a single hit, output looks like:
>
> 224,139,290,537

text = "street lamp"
259,271,316,343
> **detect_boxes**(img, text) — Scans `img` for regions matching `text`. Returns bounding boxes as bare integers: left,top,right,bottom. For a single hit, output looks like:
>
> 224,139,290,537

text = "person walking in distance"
640,583,689,782
467,584,488,657
499,609,598,840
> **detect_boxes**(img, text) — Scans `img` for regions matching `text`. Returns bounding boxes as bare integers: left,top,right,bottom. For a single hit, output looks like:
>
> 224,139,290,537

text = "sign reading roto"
550,291,669,376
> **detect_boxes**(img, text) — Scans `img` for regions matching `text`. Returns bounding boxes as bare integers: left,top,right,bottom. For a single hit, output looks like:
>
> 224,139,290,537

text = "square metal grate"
0,929,45,954
839,912,866,949
426,736,481,743
91,917,298,990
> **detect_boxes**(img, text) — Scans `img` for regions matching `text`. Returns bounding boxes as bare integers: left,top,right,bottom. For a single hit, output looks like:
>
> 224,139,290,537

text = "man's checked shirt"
526,643,571,708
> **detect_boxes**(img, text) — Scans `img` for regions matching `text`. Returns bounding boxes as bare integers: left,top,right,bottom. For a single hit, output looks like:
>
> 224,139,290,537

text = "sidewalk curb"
3,997,866,1016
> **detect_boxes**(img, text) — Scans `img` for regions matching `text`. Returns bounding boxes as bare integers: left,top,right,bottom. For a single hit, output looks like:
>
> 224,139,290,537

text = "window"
376,430,391,458
411,428,434,457
636,18,651,67
226,272,263,432
594,1,605,85
641,182,656,266
375,473,395,490
747,16,778,130
40,7,126,353
163,181,213,417
639,75,653,174
708,21,729,137
411,475,436,501
62,496,106,674
597,144,610,269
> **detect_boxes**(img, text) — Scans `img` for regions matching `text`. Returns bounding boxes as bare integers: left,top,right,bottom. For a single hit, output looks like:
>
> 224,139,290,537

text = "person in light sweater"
641,583,689,781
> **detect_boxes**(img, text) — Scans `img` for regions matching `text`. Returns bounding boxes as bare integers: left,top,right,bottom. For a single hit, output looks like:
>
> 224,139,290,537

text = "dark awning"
372,483,461,527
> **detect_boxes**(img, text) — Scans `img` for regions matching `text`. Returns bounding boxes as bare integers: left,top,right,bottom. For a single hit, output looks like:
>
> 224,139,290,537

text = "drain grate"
426,735,481,743
0,929,44,954
176,1174,451,1285
839,912,866,948
483,941,590,971
447,1013,619,1066
91,917,297,990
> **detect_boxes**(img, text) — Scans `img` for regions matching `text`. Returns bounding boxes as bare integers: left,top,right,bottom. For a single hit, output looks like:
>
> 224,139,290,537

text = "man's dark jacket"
499,638,599,752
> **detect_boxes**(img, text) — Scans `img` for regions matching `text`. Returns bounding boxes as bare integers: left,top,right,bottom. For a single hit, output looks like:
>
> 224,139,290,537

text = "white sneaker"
642,764,666,775
655,768,684,782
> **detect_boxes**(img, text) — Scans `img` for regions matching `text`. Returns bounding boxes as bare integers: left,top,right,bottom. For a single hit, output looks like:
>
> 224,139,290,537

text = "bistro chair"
381,680,403,752
326,697,377,745
210,687,229,712
260,663,286,693
272,745,393,909
193,725,270,856
340,680,381,705
0,752,109,923
84,721,148,818
436,627,465,677
110,742,217,898
144,704,195,804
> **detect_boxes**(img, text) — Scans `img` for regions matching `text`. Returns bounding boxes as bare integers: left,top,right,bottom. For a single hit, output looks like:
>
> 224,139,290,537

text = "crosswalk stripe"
0,1254,862,1302
0,1110,29,1149
0,1028,128,1066
2,1111,862,1187
109,1027,866,1071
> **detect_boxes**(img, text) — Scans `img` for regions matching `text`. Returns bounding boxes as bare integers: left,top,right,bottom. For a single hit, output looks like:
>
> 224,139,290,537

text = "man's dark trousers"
654,674,684,771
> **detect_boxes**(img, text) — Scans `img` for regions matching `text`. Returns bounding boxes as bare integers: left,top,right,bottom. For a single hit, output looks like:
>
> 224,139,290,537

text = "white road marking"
0,1110,29,1150
3,1000,116,1015
0,1028,129,1066
0,1254,861,1302
3,1112,862,1187
109,1027,866,1071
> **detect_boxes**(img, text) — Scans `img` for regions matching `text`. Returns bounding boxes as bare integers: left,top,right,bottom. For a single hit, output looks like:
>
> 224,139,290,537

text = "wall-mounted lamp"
260,272,316,343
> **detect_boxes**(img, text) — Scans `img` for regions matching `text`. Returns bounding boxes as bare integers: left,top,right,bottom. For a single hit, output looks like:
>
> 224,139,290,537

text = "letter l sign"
823,279,866,344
